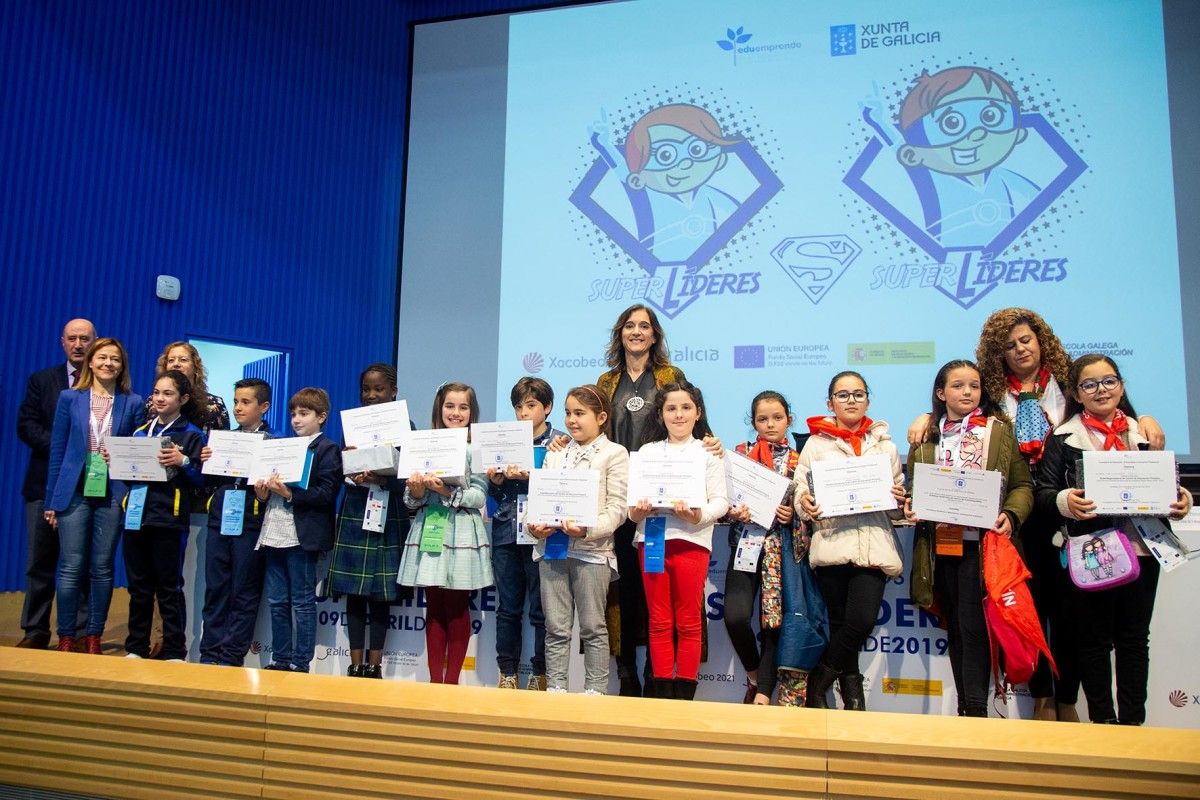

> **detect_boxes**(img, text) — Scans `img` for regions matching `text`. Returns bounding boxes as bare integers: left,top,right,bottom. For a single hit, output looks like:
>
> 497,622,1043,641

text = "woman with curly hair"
147,341,230,434
907,308,1163,721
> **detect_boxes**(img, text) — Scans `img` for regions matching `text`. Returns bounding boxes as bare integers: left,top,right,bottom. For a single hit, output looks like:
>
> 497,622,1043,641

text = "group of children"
91,352,1190,723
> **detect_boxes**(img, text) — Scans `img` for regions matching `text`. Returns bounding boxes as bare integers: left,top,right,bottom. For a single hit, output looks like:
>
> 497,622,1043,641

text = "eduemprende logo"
716,25,753,65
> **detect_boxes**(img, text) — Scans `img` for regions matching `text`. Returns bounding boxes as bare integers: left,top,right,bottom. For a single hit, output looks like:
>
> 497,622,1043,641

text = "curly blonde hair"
975,308,1071,402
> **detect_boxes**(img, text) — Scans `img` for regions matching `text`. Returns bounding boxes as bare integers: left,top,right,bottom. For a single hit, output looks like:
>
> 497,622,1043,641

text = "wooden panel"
3,649,1199,800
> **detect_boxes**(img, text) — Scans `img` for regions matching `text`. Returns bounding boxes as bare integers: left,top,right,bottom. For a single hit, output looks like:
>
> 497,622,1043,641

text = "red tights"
640,539,709,680
424,587,471,684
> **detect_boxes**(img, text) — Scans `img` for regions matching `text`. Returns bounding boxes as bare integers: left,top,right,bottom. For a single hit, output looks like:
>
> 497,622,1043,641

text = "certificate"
1082,450,1177,516
248,436,313,487
526,468,600,527
471,420,533,471
340,400,410,449
397,428,468,480
106,437,169,482
723,450,792,529
627,450,706,508
202,430,264,478
809,454,896,519
911,463,1003,530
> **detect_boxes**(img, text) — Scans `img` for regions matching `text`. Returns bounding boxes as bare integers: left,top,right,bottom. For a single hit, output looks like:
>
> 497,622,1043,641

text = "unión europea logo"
716,26,753,66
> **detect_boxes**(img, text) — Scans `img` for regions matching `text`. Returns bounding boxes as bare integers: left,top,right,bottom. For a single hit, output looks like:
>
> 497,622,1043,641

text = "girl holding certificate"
1035,354,1191,725
794,371,906,710
526,385,629,695
905,360,1034,717
329,363,410,679
398,382,493,684
120,370,205,661
628,381,729,701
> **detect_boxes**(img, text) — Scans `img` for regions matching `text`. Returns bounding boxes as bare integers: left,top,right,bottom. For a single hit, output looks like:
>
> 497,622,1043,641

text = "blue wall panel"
0,0,563,592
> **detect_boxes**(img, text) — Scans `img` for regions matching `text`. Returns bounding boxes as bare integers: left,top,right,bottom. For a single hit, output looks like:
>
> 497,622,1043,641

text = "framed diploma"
247,436,314,487
809,454,896,518
202,430,264,478
1082,450,1177,516
526,468,600,527
106,437,169,483
470,420,534,472
340,400,410,449
911,463,1003,530
723,450,792,528
627,450,706,508
397,428,469,480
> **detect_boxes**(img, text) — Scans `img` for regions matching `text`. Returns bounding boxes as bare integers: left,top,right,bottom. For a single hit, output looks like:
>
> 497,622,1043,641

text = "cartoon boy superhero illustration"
895,67,1039,248
592,103,743,262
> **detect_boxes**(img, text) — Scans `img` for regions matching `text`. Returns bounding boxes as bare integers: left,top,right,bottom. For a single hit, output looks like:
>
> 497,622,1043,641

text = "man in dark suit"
15,318,95,648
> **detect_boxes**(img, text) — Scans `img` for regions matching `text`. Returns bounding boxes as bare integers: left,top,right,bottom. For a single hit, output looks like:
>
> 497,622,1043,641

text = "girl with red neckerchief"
1034,354,1190,725
794,371,906,710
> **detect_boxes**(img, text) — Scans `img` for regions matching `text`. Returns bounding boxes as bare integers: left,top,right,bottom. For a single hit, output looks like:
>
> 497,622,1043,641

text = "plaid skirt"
328,485,407,601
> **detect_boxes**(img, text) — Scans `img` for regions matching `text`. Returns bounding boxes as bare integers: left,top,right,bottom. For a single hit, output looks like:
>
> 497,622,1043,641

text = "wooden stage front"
0,649,1197,799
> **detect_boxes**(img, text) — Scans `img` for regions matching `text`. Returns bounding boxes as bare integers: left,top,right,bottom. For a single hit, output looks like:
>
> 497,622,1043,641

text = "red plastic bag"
982,533,1057,694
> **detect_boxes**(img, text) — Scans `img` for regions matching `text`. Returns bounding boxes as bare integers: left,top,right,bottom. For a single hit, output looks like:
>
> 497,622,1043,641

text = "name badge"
84,452,108,497
363,487,389,533
543,530,569,560
733,526,766,572
125,485,148,530
221,489,246,536
935,523,964,557
515,495,536,545
1133,517,1187,573
420,505,449,553
642,516,666,573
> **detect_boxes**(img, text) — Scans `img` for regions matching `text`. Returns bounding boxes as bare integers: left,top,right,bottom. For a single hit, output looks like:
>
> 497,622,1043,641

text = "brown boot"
56,637,76,652
84,634,103,655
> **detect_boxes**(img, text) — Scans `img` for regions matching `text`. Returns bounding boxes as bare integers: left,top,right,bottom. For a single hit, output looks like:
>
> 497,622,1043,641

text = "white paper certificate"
724,451,791,528
809,454,896,519
397,428,468,479
1082,450,1177,516
911,463,1003,530
248,436,313,485
202,430,264,478
471,420,534,471
106,437,169,482
627,450,706,508
340,400,410,449
526,468,600,527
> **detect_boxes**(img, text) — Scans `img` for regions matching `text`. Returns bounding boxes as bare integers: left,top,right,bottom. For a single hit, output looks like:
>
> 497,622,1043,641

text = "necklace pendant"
625,395,645,412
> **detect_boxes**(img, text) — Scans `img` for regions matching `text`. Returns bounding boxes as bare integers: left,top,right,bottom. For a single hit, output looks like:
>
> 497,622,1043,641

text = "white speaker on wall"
156,274,181,301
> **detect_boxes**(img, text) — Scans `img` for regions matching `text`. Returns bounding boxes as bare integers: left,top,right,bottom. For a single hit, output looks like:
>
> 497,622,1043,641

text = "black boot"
362,664,382,679
804,663,840,709
838,672,866,711
674,679,698,701
652,678,675,699
347,664,363,678
617,663,642,697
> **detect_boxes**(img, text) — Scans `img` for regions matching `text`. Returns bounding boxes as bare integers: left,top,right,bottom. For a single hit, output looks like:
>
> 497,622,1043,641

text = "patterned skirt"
328,486,406,601
397,505,493,591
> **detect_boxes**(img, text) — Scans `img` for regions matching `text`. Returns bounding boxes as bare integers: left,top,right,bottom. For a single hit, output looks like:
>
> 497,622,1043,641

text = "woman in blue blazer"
45,337,145,653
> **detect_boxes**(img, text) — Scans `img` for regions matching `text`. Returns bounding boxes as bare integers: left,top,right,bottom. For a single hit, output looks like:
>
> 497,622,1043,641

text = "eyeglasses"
831,391,868,403
905,98,1019,147
642,135,722,171
1076,376,1122,395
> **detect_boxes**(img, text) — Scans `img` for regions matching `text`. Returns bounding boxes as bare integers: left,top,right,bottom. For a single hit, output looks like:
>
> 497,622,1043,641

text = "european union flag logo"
830,24,856,56
733,345,765,369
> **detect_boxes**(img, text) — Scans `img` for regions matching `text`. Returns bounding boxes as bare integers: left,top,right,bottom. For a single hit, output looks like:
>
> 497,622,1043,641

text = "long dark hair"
431,381,480,429
1063,354,1138,420
638,380,713,448
156,369,202,425
604,304,670,370
924,359,1005,443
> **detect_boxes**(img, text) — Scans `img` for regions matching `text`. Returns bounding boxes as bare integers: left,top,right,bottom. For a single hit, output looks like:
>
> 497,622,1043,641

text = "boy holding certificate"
198,377,272,666
255,388,342,672
487,377,563,691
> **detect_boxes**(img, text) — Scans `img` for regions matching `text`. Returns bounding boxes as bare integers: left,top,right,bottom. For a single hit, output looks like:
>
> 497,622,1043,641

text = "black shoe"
652,678,675,699
838,672,866,711
362,664,382,679
617,665,642,697
16,634,50,649
263,663,289,671
805,663,841,709
674,679,698,701
347,664,363,678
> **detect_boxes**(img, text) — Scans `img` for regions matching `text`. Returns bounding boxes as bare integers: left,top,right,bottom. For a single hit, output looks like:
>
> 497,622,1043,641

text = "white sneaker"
165,658,186,663
584,689,605,696
546,686,568,694
125,653,143,659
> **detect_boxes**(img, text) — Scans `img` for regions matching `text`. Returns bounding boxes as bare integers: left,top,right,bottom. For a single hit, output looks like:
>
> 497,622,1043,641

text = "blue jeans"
264,546,318,671
492,542,545,675
55,493,121,637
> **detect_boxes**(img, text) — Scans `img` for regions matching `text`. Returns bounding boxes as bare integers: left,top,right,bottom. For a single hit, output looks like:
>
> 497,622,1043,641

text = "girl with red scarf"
793,371,906,709
723,391,801,704
1035,355,1190,725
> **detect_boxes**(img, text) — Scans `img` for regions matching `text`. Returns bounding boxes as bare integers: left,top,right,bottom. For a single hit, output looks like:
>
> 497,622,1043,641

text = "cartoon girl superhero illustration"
894,67,1040,248
591,103,743,262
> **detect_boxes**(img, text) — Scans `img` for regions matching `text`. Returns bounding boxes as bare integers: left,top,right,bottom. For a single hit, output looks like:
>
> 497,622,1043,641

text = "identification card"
1132,517,1187,573
544,531,569,560
733,526,766,572
124,485,148,530
515,495,536,545
935,523,964,557
420,505,449,553
363,487,389,533
642,516,666,573
84,452,108,497
221,489,246,536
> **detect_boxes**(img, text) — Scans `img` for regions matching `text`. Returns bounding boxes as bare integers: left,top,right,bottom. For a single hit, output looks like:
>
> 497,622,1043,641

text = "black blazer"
16,364,69,501
291,433,343,552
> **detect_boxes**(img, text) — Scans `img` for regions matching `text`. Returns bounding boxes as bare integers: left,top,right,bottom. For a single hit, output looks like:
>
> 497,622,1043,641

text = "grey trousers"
539,557,611,693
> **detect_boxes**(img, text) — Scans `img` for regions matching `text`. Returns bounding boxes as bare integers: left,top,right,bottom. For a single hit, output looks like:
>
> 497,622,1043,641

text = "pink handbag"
1065,528,1140,591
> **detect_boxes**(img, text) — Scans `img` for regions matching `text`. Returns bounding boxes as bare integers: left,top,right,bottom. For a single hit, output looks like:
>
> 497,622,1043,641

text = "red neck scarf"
742,436,800,477
1007,364,1050,398
1081,410,1129,451
942,409,988,436
807,415,873,456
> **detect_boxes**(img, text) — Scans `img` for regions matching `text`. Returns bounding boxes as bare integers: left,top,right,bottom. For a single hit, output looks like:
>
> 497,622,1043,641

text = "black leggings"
614,520,651,677
346,595,391,652
813,563,886,675
935,542,991,716
722,545,762,674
